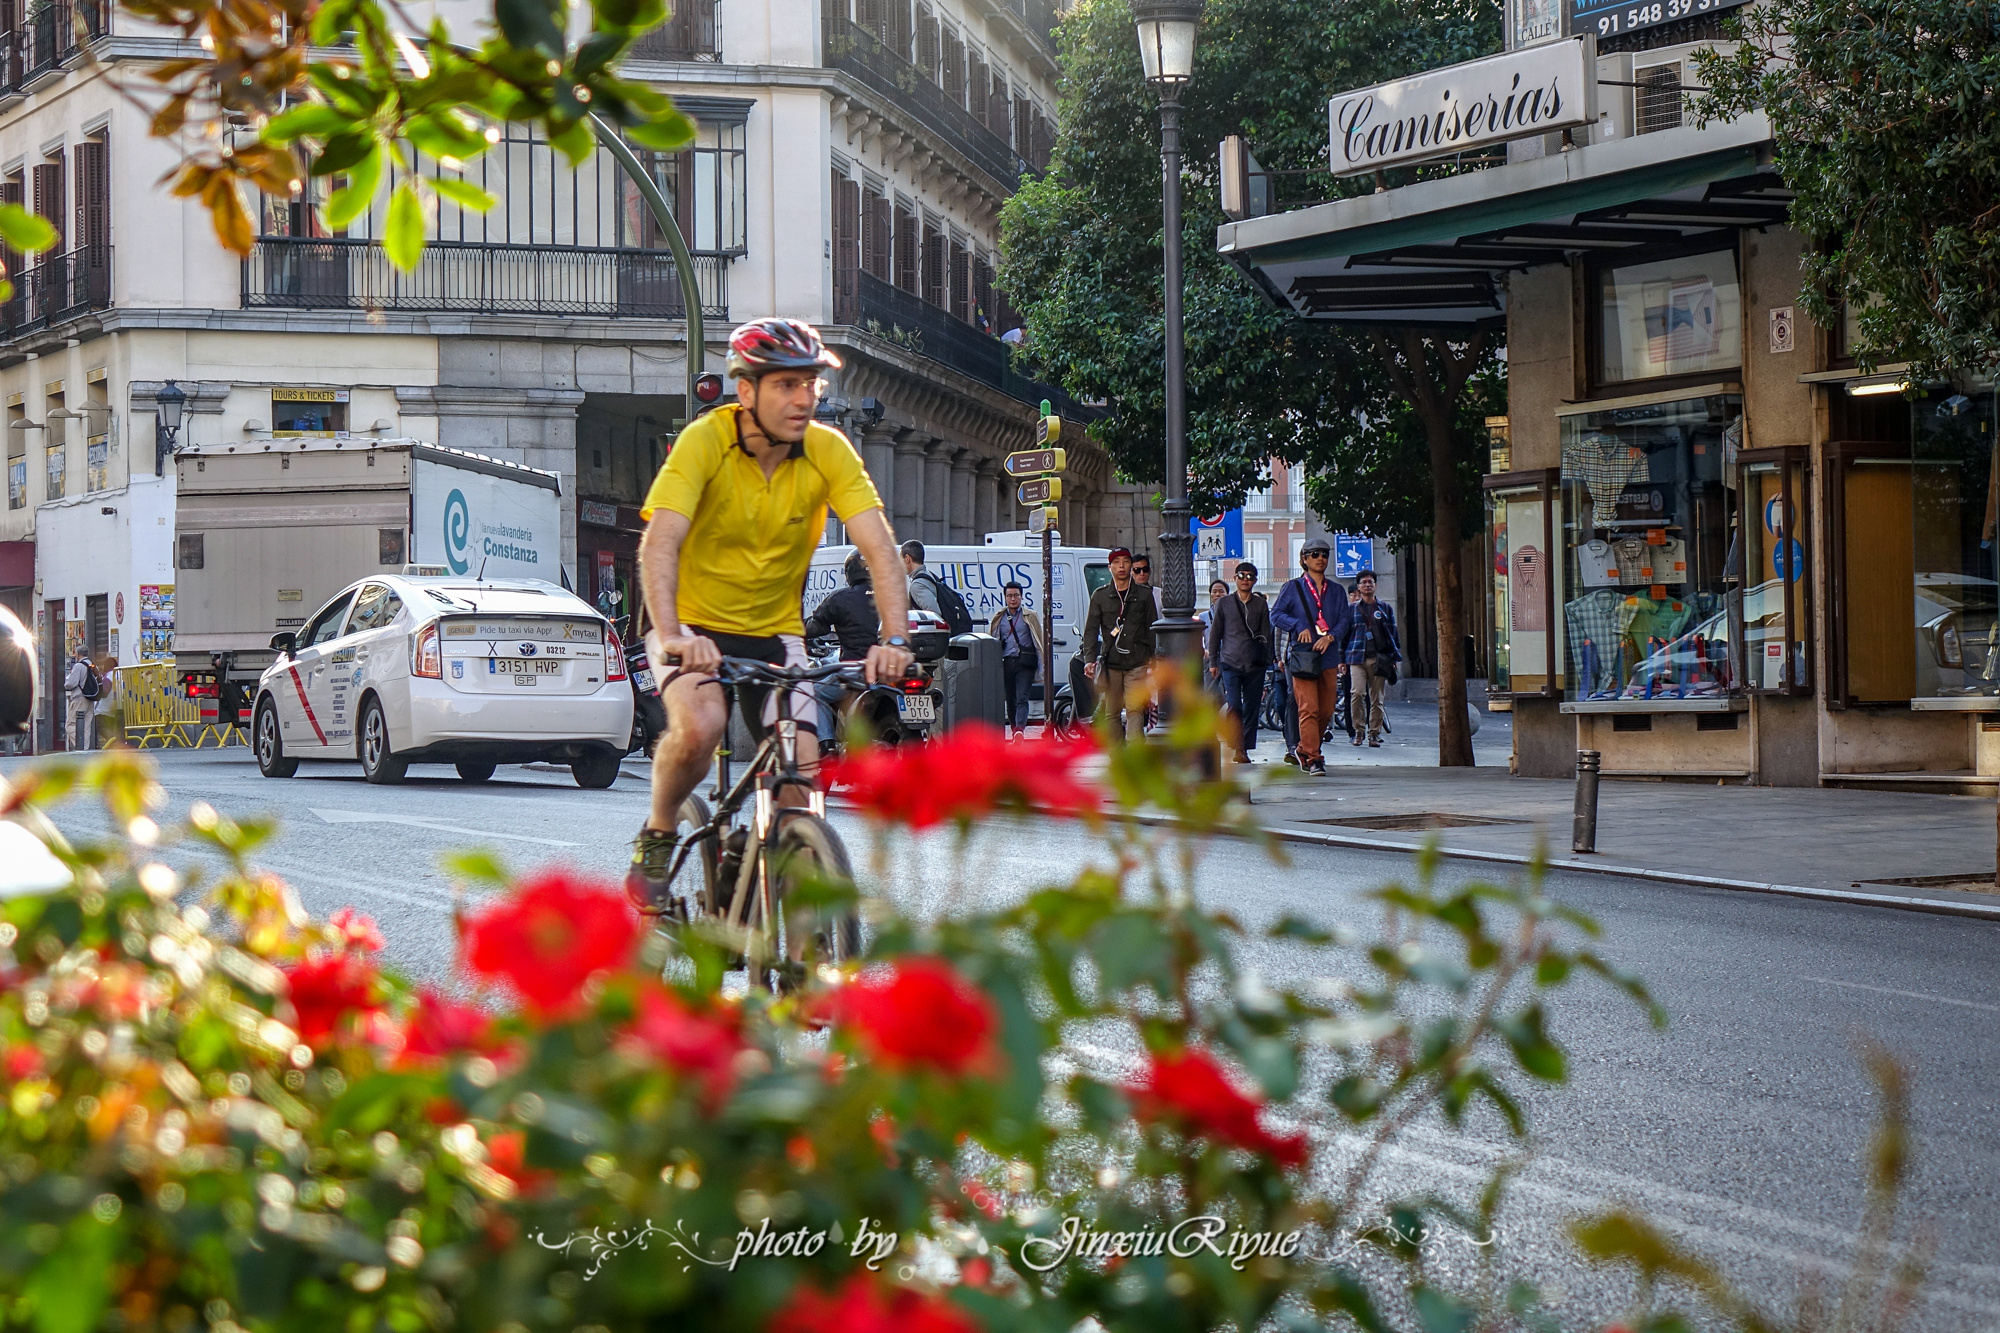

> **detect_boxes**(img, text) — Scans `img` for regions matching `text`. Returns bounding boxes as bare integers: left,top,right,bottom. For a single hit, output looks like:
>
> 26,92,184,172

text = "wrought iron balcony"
847,270,1078,413
242,237,729,320
629,0,721,61
822,16,1022,193
0,244,111,340
2,0,108,91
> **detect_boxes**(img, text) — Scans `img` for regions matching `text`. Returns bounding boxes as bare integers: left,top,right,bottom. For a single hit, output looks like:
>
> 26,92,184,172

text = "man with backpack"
63,645,100,751
901,540,973,635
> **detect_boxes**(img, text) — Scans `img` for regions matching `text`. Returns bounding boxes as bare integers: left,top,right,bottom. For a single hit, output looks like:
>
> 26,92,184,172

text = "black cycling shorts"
667,626,817,740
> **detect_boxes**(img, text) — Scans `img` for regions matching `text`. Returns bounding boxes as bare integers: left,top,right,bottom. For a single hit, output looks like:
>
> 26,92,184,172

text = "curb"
1126,811,2000,924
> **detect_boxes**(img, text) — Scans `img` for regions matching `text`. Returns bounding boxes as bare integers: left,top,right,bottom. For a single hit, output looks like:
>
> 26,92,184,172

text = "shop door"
44,599,64,750
1841,460,1915,702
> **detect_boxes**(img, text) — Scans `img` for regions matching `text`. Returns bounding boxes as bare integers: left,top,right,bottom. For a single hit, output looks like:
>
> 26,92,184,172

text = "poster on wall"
139,585,175,662
1505,499,1554,678
1509,0,1562,47
1644,277,1721,364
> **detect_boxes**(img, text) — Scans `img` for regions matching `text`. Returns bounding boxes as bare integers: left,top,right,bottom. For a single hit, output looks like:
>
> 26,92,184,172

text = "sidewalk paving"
1227,704,2000,919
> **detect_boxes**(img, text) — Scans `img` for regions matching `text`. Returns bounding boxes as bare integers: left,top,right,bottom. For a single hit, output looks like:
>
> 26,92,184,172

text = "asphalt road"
11,747,2000,1330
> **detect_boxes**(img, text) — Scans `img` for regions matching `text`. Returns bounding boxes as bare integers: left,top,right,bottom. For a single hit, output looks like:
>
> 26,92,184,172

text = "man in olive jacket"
1079,547,1156,740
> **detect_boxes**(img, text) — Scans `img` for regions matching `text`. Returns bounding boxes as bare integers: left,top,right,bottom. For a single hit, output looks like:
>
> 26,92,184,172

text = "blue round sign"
1772,537,1804,581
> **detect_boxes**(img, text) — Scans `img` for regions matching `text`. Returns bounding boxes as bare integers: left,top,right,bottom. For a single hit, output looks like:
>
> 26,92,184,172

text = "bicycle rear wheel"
766,809,861,967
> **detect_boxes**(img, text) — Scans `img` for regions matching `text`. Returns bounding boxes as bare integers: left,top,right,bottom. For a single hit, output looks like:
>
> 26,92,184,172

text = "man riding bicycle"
626,318,914,911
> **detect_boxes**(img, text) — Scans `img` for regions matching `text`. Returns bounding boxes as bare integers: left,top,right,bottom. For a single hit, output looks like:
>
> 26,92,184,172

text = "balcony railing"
847,270,1079,413
0,244,111,339
1,0,107,91
822,16,1022,192
242,237,729,320
629,0,720,61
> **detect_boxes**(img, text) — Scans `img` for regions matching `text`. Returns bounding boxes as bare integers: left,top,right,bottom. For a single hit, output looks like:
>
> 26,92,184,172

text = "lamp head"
155,380,188,434
1131,0,1201,86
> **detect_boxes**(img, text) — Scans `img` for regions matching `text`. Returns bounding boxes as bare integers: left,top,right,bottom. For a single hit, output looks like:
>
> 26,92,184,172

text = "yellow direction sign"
1017,476,1063,506
1035,414,1062,446
1004,447,1065,477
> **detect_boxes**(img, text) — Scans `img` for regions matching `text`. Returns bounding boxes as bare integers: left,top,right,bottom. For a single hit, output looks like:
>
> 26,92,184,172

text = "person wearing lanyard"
1269,536,1350,775
1079,547,1157,741
988,581,1046,739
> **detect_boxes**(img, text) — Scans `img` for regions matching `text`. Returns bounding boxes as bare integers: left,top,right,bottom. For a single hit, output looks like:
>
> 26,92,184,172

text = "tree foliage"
122,0,695,265
1696,0,2000,377
999,0,1503,545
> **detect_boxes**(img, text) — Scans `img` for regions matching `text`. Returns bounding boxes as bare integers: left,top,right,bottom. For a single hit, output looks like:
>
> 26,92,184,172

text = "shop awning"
1216,113,1785,326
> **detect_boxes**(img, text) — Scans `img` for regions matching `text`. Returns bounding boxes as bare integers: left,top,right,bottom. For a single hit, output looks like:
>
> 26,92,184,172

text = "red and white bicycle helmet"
726,317,843,379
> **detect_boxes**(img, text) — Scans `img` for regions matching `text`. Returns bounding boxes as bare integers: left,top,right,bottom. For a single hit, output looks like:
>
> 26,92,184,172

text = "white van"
807,533,1113,662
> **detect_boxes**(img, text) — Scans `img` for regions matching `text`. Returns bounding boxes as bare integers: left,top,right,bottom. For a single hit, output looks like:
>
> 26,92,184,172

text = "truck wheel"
571,749,620,789
358,697,408,785
455,760,496,783
254,699,297,778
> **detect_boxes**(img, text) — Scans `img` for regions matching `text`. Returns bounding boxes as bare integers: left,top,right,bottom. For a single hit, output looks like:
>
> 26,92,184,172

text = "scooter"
809,608,955,753
613,614,667,757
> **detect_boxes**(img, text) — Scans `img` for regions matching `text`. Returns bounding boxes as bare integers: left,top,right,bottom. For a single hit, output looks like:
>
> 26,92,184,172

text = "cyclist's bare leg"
647,670,728,831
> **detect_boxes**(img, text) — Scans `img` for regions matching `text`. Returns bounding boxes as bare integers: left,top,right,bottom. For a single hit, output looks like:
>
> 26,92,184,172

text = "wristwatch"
880,635,911,649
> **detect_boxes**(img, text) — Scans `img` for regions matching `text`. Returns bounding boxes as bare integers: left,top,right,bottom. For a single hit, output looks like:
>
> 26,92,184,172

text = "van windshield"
1085,563,1111,597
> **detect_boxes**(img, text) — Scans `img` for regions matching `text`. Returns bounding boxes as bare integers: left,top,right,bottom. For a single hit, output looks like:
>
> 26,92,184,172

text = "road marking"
309,808,579,846
1803,975,2000,1014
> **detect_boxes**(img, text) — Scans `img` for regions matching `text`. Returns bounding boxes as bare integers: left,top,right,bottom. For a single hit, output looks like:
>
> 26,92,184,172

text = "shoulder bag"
1285,579,1324,678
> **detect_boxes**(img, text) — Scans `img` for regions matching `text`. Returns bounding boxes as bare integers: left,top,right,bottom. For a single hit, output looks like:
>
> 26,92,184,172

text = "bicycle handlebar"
659,654,878,689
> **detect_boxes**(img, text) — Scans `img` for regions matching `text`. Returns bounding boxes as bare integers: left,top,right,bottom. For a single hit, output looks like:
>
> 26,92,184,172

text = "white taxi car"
252,576,633,787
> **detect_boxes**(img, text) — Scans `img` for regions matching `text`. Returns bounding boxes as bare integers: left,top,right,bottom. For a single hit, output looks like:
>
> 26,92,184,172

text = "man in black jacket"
1204,560,1272,762
1079,547,1156,741
805,551,880,741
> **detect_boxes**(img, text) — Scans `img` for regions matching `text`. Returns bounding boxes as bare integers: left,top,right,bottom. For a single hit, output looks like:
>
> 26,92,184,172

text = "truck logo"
443,488,472,574
518,643,537,656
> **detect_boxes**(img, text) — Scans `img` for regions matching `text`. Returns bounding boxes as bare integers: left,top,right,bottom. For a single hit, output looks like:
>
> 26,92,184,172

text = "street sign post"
1334,534,1371,580
1018,404,1065,736
1017,477,1063,506
1004,448,1066,476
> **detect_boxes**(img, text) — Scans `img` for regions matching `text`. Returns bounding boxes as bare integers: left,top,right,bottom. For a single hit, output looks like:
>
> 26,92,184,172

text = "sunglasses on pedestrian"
1234,571,1255,580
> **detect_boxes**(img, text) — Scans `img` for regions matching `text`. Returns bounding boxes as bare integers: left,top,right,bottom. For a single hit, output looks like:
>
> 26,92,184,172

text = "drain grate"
1304,813,1528,831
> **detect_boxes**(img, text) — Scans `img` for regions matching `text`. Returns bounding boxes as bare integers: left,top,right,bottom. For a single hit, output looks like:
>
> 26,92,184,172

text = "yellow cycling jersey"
640,404,883,637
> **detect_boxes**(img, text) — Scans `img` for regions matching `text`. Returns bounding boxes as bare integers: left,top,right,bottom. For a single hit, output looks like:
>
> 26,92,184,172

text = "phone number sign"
1568,0,1746,40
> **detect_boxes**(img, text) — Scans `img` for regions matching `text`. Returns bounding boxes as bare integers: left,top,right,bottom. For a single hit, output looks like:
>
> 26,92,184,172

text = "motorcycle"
809,608,955,753
612,614,667,757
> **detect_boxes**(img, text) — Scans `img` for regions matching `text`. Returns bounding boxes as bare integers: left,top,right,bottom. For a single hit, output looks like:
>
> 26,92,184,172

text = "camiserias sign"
1330,36,1596,176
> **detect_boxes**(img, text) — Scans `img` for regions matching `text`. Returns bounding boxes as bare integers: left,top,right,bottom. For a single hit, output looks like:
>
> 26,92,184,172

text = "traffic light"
693,373,726,411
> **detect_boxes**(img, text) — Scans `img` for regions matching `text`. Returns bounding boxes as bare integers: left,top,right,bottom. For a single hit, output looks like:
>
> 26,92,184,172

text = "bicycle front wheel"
669,793,718,919
768,809,861,966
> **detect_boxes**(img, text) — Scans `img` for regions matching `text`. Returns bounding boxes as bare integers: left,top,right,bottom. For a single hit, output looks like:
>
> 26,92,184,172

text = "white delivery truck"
807,533,1113,721
172,438,565,724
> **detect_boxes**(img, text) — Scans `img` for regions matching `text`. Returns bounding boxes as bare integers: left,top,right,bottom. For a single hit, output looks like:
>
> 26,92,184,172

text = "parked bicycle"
647,656,876,991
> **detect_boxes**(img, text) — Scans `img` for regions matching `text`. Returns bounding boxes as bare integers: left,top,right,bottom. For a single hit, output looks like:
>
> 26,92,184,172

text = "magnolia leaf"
263,102,352,145
0,204,56,254
204,175,255,257
495,0,564,53
1493,1004,1565,1083
440,849,508,883
323,143,383,230
383,181,429,272
423,175,498,213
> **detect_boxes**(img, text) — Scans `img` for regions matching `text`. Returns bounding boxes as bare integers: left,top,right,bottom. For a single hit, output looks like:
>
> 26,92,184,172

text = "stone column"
922,439,956,545
974,457,1001,542
892,430,929,548
860,423,899,522
949,451,978,543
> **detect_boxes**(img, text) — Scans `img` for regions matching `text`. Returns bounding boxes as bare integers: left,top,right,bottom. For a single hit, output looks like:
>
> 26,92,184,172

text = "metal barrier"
112,663,245,750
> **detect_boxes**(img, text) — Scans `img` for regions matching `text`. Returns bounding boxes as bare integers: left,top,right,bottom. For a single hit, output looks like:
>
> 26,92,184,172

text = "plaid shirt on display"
1563,434,1648,525
1565,588,1627,697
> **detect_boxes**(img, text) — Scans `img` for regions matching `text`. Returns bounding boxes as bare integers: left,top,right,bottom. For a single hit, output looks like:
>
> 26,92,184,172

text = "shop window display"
1739,451,1811,693
1909,382,1999,702
1560,394,1742,701
1483,468,1562,698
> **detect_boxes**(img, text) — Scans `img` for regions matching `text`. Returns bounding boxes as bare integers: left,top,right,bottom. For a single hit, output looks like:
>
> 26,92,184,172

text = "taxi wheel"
455,761,496,783
359,697,408,785
572,749,621,789
254,699,297,778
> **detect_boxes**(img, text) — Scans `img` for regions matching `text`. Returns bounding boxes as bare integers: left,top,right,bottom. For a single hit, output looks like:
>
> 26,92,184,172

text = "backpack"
79,661,102,700
917,571,974,636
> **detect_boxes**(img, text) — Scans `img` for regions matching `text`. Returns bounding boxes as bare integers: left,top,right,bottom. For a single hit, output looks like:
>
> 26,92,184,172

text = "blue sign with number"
1568,0,1749,42
1190,510,1244,560
1334,534,1372,580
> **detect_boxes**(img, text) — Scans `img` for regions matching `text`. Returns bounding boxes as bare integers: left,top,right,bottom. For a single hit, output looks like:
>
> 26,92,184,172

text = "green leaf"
624,109,697,152
26,1214,120,1333
495,0,564,52
383,181,429,272
1090,911,1174,996
405,110,488,162
1494,1004,1566,1082
1319,1269,1391,1333
1266,913,1335,944
322,143,382,231
1329,1074,1384,1122
1411,1285,1475,1333
1577,951,1668,1028
0,204,56,254
440,849,508,883
263,103,352,145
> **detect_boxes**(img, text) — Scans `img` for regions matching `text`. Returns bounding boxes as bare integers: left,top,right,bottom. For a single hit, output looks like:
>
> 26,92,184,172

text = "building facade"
1220,8,1995,788
0,0,1142,748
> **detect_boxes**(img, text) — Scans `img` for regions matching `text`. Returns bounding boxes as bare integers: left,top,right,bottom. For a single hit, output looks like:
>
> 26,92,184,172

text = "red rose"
401,988,499,1060
620,985,746,1109
4,1044,42,1080
838,957,998,1076
459,870,639,1015
769,1272,978,1333
484,1130,554,1195
823,722,1099,828
283,953,383,1046
1130,1048,1310,1168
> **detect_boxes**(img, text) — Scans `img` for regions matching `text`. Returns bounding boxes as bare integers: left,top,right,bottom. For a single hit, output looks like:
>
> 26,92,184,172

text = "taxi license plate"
896,693,936,723
491,658,561,677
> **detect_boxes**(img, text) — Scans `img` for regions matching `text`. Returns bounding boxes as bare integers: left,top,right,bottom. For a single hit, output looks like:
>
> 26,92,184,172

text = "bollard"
1572,749,1601,854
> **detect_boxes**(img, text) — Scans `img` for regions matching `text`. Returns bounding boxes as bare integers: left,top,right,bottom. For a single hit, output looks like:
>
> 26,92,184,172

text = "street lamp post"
153,380,187,477
1133,0,1203,679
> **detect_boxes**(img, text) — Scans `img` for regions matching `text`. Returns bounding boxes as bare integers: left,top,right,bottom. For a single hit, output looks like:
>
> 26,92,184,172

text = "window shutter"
941,29,962,104
0,0,16,86
967,53,988,129
0,178,21,279
674,147,697,249
832,173,860,321
949,239,969,322
33,156,62,251
988,74,1009,136
856,0,884,43
923,220,946,309
1013,95,1029,154
894,201,919,294
888,0,910,60
973,255,993,331
75,139,107,254
915,7,937,80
